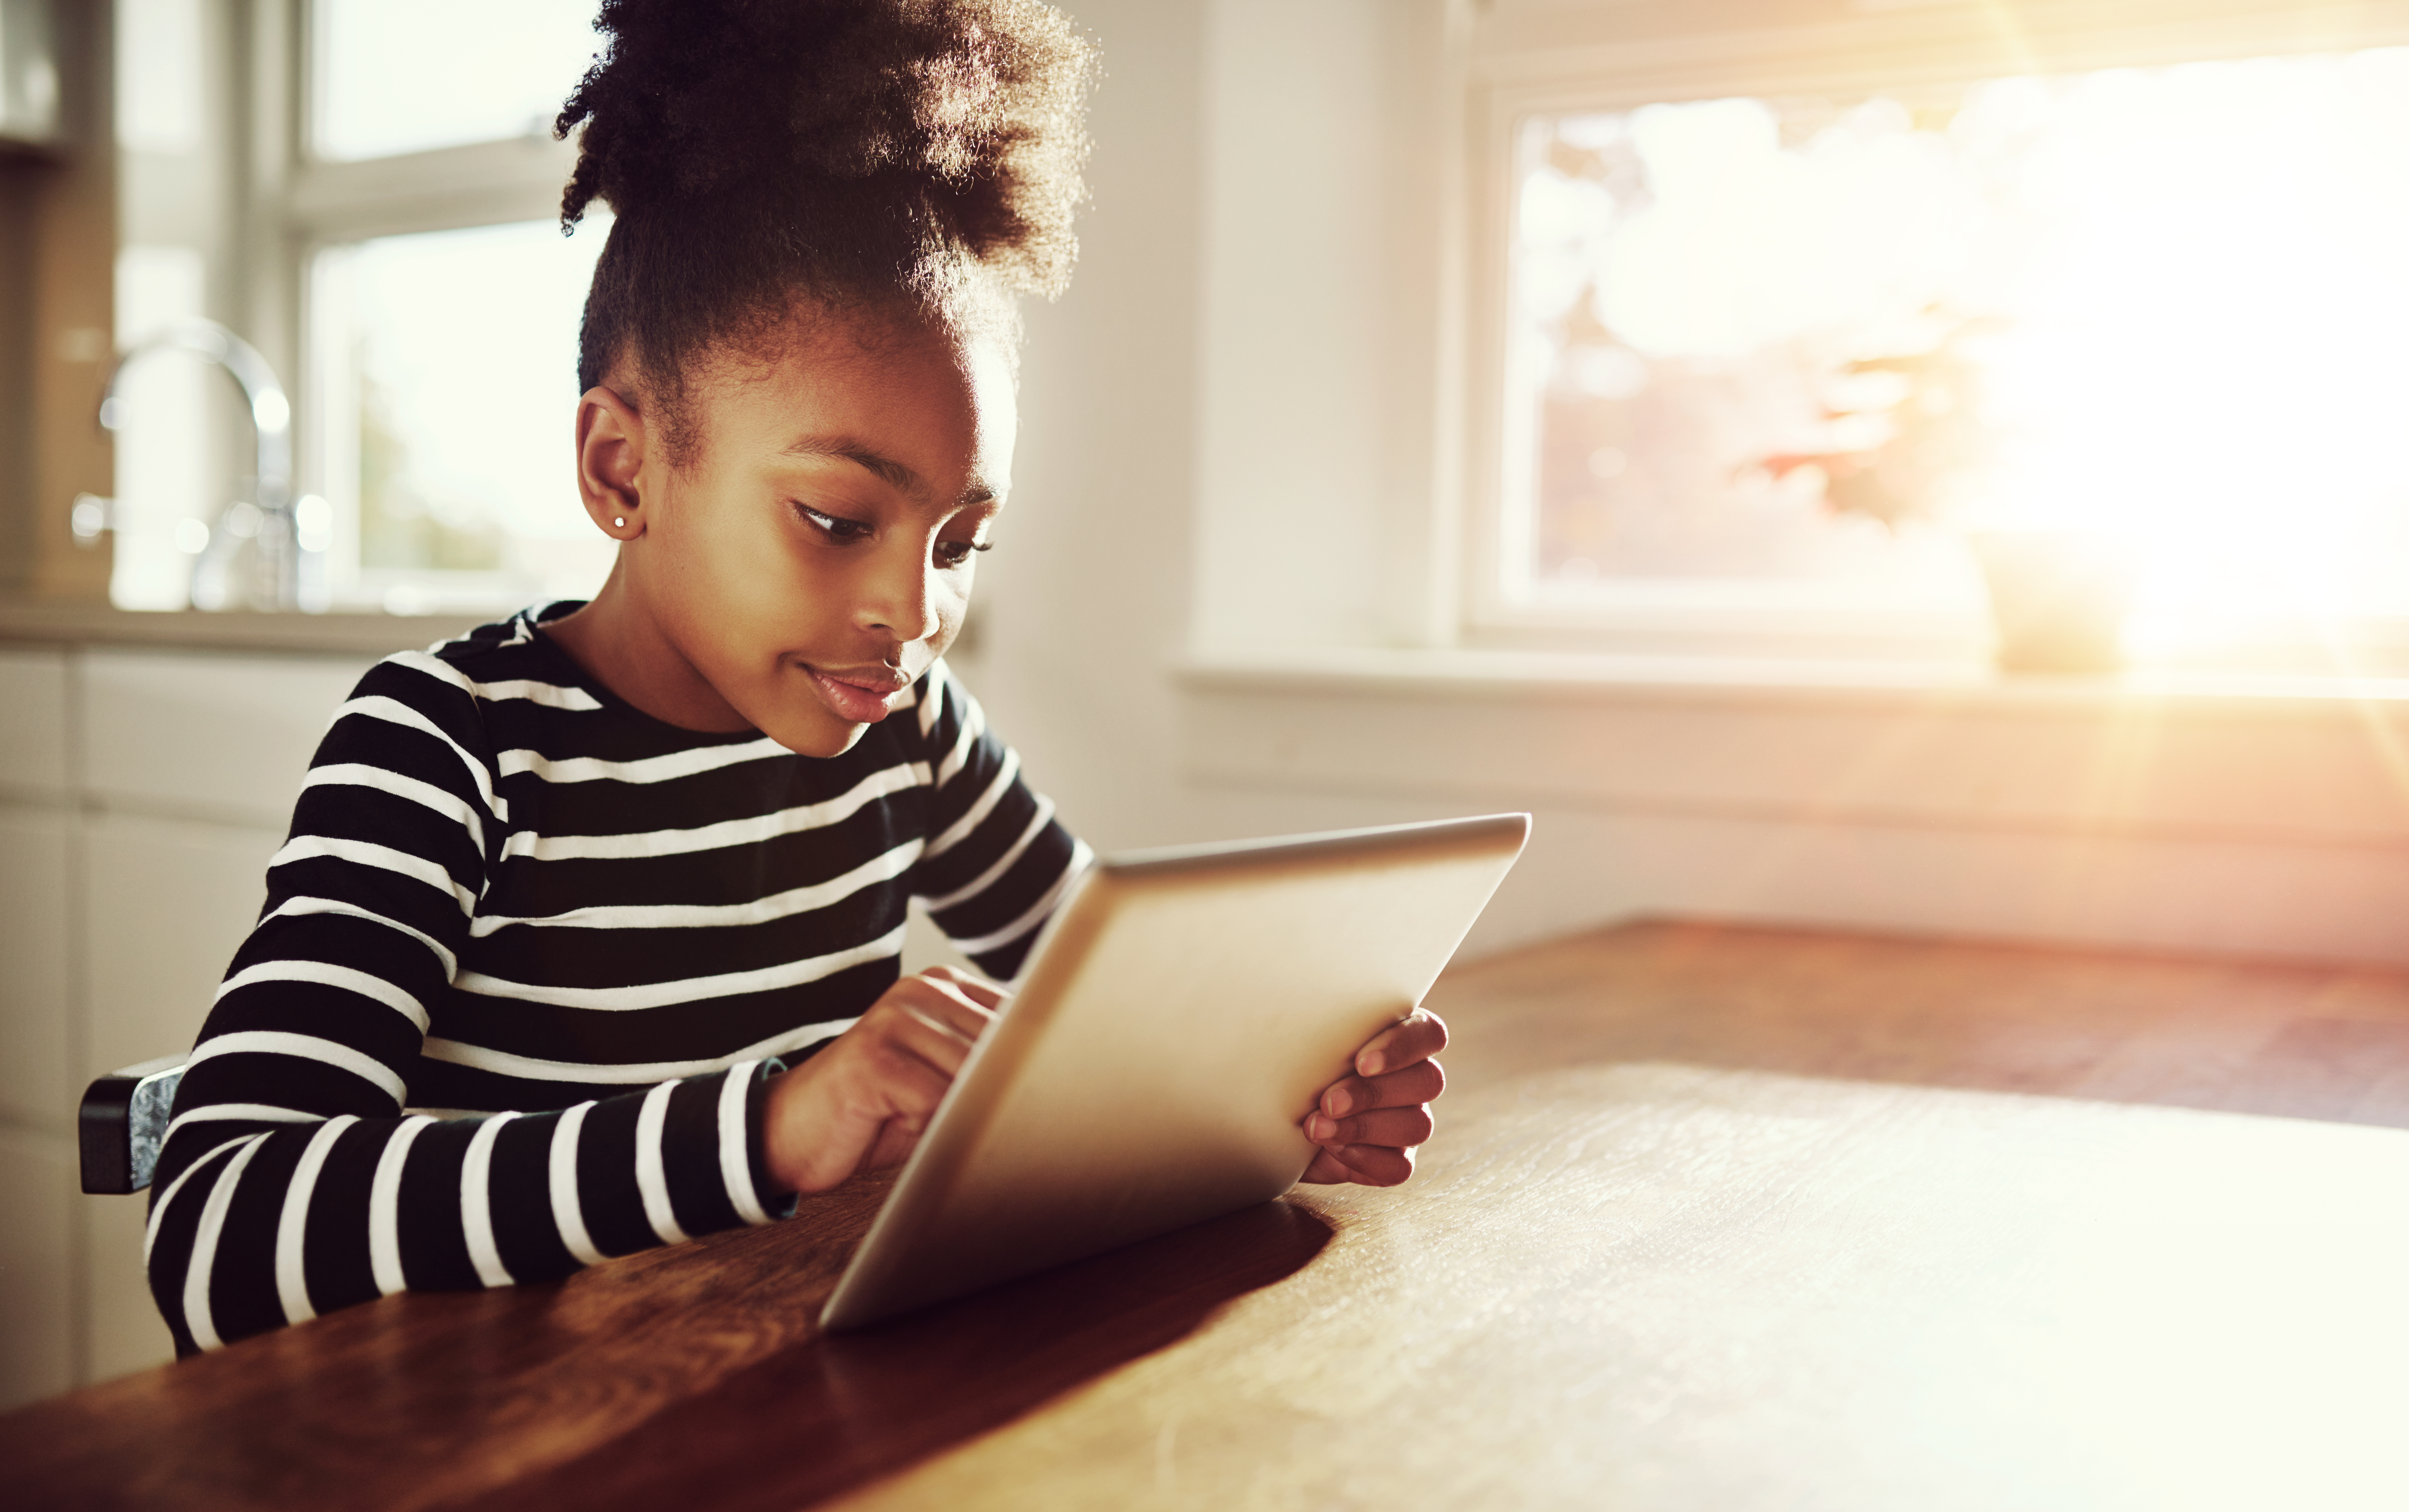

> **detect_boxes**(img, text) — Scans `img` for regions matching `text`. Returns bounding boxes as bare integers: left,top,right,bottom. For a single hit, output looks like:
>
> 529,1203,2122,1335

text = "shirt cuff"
739,1057,799,1223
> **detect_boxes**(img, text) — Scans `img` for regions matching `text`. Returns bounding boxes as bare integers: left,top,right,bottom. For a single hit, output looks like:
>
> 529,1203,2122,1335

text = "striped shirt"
145,605,1087,1355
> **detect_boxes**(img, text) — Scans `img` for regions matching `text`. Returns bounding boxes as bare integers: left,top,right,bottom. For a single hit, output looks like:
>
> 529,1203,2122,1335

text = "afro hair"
555,0,1096,442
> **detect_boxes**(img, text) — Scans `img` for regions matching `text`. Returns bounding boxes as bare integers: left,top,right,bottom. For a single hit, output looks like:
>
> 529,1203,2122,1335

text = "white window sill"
1178,643,2409,719
1176,642,2409,855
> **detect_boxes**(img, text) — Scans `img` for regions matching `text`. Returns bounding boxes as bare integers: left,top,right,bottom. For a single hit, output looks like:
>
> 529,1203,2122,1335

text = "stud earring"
613,516,627,528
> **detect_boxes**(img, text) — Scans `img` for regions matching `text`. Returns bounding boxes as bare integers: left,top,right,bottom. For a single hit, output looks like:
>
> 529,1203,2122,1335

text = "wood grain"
0,1175,1327,1511
1430,920,2409,1128
9,919,2409,1510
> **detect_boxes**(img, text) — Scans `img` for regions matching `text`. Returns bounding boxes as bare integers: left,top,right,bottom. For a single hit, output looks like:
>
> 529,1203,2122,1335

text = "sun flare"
1512,46,2409,650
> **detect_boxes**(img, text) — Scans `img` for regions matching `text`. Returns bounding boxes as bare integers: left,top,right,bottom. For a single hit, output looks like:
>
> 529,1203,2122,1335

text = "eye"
795,503,874,543
934,538,993,569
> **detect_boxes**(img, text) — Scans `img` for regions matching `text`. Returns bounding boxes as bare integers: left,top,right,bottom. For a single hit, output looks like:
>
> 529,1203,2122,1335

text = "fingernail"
1323,1085,1353,1116
1307,1113,1335,1142
1358,1051,1385,1076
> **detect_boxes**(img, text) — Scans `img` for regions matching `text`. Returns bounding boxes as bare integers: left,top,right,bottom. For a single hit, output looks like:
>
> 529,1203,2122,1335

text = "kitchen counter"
0,600,487,657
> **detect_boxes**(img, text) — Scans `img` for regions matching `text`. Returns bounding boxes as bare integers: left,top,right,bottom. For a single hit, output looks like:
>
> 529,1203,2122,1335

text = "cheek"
678,495,809,602
650,493,824,660
937,569,977,631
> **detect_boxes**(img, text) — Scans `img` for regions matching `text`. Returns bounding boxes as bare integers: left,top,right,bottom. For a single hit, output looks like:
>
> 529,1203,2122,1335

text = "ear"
576,386,649,540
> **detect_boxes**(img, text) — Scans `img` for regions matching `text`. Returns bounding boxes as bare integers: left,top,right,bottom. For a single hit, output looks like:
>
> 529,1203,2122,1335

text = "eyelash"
796,505,992,567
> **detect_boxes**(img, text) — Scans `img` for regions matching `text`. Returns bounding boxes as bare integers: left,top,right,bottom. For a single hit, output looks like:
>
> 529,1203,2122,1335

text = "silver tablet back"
820,812,1531,1331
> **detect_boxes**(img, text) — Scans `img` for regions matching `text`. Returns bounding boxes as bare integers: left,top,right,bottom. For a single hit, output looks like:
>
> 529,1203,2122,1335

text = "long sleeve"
146,651,790,1356
907,662,1090,981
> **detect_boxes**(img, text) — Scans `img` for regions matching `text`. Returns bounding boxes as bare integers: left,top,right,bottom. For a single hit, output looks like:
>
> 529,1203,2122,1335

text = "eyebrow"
780,436,995,507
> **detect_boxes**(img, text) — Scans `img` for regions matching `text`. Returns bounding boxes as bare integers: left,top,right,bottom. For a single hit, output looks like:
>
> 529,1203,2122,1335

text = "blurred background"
6,0,2409,1405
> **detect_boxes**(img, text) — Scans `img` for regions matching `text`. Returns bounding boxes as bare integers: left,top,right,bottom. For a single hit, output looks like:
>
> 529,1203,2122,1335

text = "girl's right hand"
760,965,1004,1194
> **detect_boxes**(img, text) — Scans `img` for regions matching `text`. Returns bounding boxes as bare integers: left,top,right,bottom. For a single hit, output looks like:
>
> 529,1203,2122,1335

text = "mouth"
804,664,911,725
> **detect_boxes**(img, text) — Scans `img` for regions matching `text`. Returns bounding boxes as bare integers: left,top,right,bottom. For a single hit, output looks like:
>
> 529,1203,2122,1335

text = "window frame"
258,0,586,612
1456,0,2409,657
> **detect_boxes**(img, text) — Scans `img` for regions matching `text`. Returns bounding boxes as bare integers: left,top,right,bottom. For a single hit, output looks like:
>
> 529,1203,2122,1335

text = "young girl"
145,0,1447,1357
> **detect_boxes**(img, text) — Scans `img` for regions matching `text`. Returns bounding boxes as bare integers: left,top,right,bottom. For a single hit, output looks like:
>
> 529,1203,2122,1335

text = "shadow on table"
464,1197,1334,1512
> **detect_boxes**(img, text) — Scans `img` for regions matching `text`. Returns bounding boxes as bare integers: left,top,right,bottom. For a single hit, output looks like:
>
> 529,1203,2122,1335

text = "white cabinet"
0,640,374,1406
82,650,371,824
0,812,71,1133
81,813,286,1085
0,648,74,1410
0,648,69,794
0,1128,75,1406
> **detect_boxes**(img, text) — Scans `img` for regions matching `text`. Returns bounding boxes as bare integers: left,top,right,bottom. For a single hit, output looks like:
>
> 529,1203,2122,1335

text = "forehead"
691,307,1014,468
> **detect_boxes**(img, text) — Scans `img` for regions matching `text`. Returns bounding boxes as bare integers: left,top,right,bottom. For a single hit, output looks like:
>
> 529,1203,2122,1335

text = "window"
1475,3,2409,669
309,216,612,614
299,0,609,614
110,0,214,611
109,0,611,614
312,0,603,163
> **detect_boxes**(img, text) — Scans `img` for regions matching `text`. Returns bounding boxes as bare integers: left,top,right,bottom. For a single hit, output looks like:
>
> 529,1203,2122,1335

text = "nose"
859,537,943,647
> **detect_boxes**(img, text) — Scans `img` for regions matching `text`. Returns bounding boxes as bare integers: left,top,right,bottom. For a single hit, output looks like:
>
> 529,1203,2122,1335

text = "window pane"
109,246,211,611
115,0,202,155
313,0,600,161
313,218,612,613
1507,48,2409,623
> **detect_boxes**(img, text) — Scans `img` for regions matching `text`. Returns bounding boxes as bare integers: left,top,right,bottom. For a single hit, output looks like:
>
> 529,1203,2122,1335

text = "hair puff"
554,0,1096,441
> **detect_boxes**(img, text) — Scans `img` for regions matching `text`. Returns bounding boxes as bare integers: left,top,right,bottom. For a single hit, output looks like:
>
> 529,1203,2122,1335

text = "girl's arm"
904,663,1089,980
145,651,789,1355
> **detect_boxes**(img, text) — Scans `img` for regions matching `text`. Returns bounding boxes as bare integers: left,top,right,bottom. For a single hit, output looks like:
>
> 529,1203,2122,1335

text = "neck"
542,561,756,733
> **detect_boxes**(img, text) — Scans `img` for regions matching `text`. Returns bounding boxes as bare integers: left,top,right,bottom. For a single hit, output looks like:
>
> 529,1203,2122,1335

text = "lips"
807,665,910,725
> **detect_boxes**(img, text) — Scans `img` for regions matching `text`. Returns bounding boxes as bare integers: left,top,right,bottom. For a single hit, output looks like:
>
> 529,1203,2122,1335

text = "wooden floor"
11,920,2409,1511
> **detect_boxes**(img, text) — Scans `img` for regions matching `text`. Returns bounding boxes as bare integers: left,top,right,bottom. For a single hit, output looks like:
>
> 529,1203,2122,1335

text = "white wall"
965,0,1211,846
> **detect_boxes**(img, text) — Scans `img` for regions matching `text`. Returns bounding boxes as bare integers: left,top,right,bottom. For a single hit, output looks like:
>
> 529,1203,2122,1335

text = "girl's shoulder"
345,603,595,716
326,603,618,773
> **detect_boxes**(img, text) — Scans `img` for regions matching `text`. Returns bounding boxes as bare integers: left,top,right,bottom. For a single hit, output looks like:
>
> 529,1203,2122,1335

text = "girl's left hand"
1299,1009,1447,1187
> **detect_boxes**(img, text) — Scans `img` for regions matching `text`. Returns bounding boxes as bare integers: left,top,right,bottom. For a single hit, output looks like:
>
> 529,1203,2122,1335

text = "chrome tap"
73,318,317,611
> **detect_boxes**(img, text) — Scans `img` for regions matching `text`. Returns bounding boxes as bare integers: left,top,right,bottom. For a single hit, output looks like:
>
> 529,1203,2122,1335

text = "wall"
982,0,1462,834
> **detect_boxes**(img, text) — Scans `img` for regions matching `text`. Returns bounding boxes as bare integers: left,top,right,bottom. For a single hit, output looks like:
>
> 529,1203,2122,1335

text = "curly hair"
554,0,1096,454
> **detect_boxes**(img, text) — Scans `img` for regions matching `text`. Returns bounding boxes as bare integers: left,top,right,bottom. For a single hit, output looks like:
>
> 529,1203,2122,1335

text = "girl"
145,0,1447,1357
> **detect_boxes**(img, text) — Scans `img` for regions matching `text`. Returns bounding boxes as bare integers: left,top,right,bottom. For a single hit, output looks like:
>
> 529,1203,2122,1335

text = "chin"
764,713,872,761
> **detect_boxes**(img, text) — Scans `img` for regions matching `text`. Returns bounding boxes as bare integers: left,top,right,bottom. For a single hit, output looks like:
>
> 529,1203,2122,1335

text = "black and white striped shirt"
145,605,1087,1355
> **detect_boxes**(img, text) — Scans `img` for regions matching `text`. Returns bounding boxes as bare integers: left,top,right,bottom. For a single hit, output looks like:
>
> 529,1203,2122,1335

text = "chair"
79,1056,188,1195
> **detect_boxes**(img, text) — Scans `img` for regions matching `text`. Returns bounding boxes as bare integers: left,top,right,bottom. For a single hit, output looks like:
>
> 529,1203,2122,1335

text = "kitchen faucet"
73,318,318,611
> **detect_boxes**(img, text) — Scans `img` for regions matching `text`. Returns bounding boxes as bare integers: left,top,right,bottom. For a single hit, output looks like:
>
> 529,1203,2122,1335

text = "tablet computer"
820,812,1531,1330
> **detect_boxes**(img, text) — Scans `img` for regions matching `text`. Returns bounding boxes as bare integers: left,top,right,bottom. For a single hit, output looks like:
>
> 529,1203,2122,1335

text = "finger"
885,978,997,1049
1323,1141,1417,1187
1319,1059,1445,1118
856,1115,927,1176
896,1000,978,1049
1299,1149,1354,1184
1305,1105,1434,1150
869,994,985,1078
1355,1009,1448,1077
919,964,1008,1012
902,975,1000,1033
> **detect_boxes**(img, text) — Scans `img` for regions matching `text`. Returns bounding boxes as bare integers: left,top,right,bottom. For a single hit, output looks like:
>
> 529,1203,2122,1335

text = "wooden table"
13,921,2409,1510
